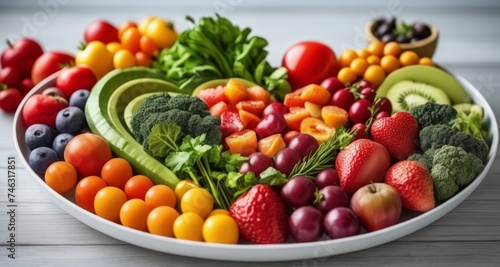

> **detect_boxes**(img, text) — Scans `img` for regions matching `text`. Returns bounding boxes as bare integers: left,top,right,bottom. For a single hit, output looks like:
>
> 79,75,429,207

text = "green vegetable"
409,102,457,129
407,148,438,171
450,110,488,141
153,14,291,100
288,128,355,179
130,93,222,154
431,146,484,202
85,67,181,188
418,124,489,163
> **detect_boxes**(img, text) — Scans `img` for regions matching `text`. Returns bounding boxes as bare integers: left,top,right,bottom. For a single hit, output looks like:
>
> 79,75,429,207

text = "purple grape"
323,207,361,239
315,185,349,214
315,168,339,189
287,133,319,158
274,147,301,176
239,152,274,177
280,176,316,209
288,206,324,242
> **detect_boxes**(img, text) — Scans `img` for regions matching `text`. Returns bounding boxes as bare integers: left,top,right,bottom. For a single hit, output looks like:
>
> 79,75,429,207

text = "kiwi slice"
453,103,484,118
385,80,451,112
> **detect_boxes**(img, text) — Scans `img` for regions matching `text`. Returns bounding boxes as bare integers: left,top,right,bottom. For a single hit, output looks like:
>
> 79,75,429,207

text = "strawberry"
229,184,288,244
370,111,419,161
335,139,391,195
384,160,435,212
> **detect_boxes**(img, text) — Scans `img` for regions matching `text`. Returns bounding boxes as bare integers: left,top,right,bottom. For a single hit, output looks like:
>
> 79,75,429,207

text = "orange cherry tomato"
124,174,154,200
101,157,133,190
45,161,77,194
120,27,141,54
75,175,107,213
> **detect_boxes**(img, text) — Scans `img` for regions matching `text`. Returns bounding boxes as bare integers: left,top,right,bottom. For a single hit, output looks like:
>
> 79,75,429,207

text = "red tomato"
0,66,21,87
19,77,34,96
1,38,44,78
31,51,75,85
21,94,68,127
84,20,119,44
282,41,339,90
64,133,113,179
0,87,23,113
56,66,97,98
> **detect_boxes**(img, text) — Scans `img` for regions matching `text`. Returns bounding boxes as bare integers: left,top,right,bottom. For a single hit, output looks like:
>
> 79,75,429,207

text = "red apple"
350,183,402,232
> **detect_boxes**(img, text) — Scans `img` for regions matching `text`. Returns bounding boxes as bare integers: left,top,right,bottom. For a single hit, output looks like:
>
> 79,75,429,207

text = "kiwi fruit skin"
385,80,451,112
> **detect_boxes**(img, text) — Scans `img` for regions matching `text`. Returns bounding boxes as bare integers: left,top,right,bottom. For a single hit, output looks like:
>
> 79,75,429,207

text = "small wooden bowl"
364,20,439,58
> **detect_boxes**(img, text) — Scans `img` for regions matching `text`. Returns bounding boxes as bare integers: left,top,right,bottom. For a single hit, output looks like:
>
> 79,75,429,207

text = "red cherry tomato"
0,87,23,113
56,66,97,99
282,41,340,90
21,93,68,127
64,133,113,179
1,38,44,78
19,77,34,96
0,66,21,88
84,20,119,44
31,51,75,85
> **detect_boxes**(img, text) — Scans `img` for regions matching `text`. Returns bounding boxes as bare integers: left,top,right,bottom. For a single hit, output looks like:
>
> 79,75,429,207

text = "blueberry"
52,133,74,159
28,147,59,175
69,89,90,111
25,124,57,150
55,106,86,134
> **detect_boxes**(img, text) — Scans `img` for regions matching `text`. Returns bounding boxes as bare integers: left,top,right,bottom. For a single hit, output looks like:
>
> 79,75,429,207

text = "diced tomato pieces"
258,133,286,158
284,107,310,131
238,109,261,129
209,101,229,117
224,79,249,106
220,109,244,138
225,129,258,157
236,100,266,116
197,85,227,109
247,85,273,105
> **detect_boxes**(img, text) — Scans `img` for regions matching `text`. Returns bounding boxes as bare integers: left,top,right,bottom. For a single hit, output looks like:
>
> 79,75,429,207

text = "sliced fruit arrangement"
10,13,493,246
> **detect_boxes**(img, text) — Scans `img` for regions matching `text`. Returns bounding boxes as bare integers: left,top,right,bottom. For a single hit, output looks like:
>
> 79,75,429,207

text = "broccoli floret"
419,124,489,162
407,148,438,170
188,115,222,145
409,102,457,129
130,93,222,157
430,145,484,202
165,94,210,117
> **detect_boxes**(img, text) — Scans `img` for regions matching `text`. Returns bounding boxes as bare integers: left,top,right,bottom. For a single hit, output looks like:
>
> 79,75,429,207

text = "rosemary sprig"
287,127,355,179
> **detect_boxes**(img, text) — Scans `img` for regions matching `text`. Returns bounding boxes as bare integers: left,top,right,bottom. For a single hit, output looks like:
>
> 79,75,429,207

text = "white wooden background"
1,0,499,266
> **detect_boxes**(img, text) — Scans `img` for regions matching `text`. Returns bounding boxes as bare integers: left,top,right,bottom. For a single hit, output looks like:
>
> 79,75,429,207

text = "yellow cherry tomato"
145,184,176,210
94,186,127,223
363,65,386,87
147,206,179,237
337,67,357,85
339,49,358,68
202,214,239,244
44,161,77,194
174,179,197,204
180,188,214,219
383,41,402,56
399,50,420,66
419,57,435,67
367,41,385,57
208,209,230,217
106,42,123,56
380,55,401,74
173,212,204,241
349,57,369,76
143,18,178,49
76,40,114,79
366,55,381,65
357,48,371,59
120,199,150,231
113,49,136,69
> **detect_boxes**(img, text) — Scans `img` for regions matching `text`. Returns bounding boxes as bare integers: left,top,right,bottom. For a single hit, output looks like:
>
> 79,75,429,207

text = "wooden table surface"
1,1,499,266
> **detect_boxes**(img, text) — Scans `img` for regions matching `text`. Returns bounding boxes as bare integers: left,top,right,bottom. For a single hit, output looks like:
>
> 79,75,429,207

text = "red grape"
323,207,361,239
262,102,290,117
240,152,274,177
350,122,370,140
280,176,316,209
320,77,343,95
360,88,376,103
374,96,392,114
315,185,349,214
349,99,372,124
255,112,288,139
315,168,339,189
288,206,324,242
274,148,302,176
287,133,319,158
330,88,355,111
